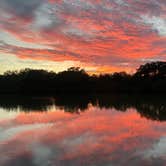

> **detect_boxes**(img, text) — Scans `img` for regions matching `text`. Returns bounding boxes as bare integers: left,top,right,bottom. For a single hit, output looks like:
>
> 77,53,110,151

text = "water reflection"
0,95,55,112
0,94,166,121
0,95,165,166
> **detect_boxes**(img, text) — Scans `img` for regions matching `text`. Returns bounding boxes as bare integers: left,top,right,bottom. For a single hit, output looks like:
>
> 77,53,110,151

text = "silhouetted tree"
135,61,166,78
133,61,166,92
0,61,166,94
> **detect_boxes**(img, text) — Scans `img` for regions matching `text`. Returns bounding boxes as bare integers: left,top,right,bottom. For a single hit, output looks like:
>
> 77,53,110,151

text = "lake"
0,94,165,166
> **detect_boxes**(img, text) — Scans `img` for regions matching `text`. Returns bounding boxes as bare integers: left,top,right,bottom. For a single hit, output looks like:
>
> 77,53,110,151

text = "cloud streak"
0,0,165,73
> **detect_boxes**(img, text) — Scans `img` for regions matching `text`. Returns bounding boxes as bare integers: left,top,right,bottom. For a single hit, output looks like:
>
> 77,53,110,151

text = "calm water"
0,94,165,166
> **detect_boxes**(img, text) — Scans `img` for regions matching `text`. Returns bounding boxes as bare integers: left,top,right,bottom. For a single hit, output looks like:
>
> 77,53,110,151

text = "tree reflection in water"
0,94,165,166
0,94,165,121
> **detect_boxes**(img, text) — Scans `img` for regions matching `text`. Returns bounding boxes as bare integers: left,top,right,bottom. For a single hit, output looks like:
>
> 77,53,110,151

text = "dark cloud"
0,0,44,19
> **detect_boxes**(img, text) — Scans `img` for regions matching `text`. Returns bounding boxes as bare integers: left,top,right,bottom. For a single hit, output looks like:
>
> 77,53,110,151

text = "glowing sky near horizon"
0,0,166,74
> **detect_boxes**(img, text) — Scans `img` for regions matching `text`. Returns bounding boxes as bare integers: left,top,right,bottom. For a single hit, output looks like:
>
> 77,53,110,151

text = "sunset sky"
0,0,165,74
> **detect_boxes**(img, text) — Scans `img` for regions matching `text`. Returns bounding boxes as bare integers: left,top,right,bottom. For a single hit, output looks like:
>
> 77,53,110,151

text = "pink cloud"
0,0,165,73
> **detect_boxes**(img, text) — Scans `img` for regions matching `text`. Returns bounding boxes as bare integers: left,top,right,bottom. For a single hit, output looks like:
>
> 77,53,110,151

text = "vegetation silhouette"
0,94,165,121
0,61,166,94
0,95,55,111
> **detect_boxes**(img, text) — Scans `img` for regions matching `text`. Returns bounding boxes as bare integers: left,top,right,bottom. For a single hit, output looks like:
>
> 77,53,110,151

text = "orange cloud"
0,0,165,73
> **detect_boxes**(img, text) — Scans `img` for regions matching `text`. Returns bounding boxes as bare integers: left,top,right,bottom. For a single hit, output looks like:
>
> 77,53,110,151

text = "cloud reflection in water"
0,106,165,166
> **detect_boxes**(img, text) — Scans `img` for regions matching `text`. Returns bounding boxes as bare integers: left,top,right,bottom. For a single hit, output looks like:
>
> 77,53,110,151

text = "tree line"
0,61,166,94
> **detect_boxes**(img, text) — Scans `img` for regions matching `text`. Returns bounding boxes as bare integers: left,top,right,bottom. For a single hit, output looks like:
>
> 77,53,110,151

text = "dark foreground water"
0,94,165,166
